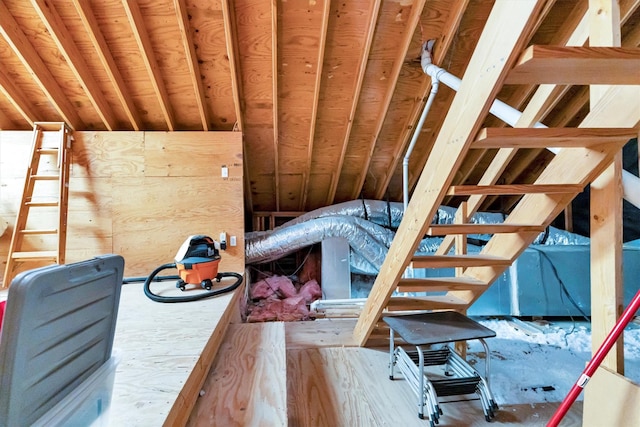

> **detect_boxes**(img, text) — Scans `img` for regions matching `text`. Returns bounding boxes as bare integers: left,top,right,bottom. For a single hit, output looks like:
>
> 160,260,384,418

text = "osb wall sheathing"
0,130,244,284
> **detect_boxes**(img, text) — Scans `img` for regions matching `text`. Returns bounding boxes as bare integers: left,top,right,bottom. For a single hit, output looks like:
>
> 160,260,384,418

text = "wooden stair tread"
397,277,487,292
411,254,511,268
447,184,583,196
11,251,58,260
386,295,468,311
188,322,287,426
472,127,636,149
505,45,640,85
426,223,545,236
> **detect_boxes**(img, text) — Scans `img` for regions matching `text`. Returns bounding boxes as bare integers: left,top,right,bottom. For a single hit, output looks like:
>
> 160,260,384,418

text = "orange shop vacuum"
143,235,242,303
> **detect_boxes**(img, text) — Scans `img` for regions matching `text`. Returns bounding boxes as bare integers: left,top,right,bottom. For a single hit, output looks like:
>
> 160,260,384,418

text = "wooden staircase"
2,122,72,288
353,0,640,345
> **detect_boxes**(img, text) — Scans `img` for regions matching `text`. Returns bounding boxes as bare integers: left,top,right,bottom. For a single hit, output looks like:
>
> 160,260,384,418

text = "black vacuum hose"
142,263,243,303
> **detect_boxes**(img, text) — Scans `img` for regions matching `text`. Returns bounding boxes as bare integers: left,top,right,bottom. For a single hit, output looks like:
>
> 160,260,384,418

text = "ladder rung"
472,127,636,149
38,148,59,155
387,295,468,311
30,174,60,181
447,184,584,196
411,254,511,268
426,224,545,236
397,277,487,292
34,122,68,131
11,251,58,260
505,45,640,85
19,229,58,235
25,201,59,207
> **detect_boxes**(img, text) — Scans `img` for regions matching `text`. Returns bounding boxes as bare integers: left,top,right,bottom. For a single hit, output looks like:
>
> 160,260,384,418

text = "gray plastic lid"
0,255,124,427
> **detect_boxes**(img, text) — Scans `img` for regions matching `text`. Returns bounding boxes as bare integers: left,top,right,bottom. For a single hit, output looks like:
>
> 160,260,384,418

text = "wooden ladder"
353,0,640,345
2,122,72,288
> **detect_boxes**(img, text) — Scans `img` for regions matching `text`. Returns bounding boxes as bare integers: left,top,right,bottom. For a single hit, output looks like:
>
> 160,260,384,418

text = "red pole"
547,289,640,426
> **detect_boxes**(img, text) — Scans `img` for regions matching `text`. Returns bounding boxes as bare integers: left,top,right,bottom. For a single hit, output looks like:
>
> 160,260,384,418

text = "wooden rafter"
271,0,280,212
174,0,210,131
71,0,142,131
0,2,82,129
0,67,37,126
350,0,428,201
354,0,550,345
326,0,381,206
299,0,330,210
122,0,175,131
373,0,470,200
31,0,117,130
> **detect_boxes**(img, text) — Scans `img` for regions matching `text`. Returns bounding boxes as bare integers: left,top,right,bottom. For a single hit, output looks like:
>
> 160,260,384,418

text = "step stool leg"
389,329,395,380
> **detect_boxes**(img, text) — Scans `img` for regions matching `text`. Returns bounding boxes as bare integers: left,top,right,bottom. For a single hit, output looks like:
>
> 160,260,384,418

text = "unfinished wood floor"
188,319,583,427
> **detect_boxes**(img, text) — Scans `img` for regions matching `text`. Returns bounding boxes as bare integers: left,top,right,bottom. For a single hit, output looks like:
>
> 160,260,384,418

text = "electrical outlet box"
230,236,237,246
221,166,228,178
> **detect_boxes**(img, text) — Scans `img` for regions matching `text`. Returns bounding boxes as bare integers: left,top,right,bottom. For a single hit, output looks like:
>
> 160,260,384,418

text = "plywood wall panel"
72,132,144,178
144,132,243,178
0,129,244,285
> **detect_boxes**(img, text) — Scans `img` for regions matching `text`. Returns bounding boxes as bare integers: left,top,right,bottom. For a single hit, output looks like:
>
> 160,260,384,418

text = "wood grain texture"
285,318,359,350
584,366,640,427
506,45,640,84
106,282,241,426
187,322,287,427
473,127,637,149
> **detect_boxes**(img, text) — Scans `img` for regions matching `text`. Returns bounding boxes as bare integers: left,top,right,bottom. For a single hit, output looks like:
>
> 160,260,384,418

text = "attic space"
1,0,640,426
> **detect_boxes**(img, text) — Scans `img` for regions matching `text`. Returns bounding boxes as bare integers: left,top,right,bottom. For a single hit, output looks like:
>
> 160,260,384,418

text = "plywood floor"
189,318,583,427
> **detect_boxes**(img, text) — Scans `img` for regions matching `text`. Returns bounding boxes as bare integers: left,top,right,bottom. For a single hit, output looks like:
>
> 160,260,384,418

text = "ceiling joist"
31,0,117,131
122,0,175,131
174,0,210,131
0,1,83,129
71,0,142,131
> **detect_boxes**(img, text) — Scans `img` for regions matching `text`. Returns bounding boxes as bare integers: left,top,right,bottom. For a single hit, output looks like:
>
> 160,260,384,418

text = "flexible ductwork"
245,200,589,274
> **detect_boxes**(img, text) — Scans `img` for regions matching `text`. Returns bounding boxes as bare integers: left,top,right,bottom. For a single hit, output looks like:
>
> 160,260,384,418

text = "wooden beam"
472,127,637,149
221,0,243,133
31,0,117,130
269,0,280,212
447,183,584,196
0,2,83,129
122,0,175,131
174,0,210,131
300,0,330,210
427,224,545,236
71,0,142,131
411,254,511,269
396,277,487,292
220,0,251,213
373,0,470,200
350,0,428,200
0,67,37,126
589,0,624,376
506,45,640,85
326,0,381,205
353,0,550,345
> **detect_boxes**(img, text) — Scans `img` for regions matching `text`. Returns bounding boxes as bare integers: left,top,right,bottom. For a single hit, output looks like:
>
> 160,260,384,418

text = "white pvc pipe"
403,79,439,210
421,53,640,209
